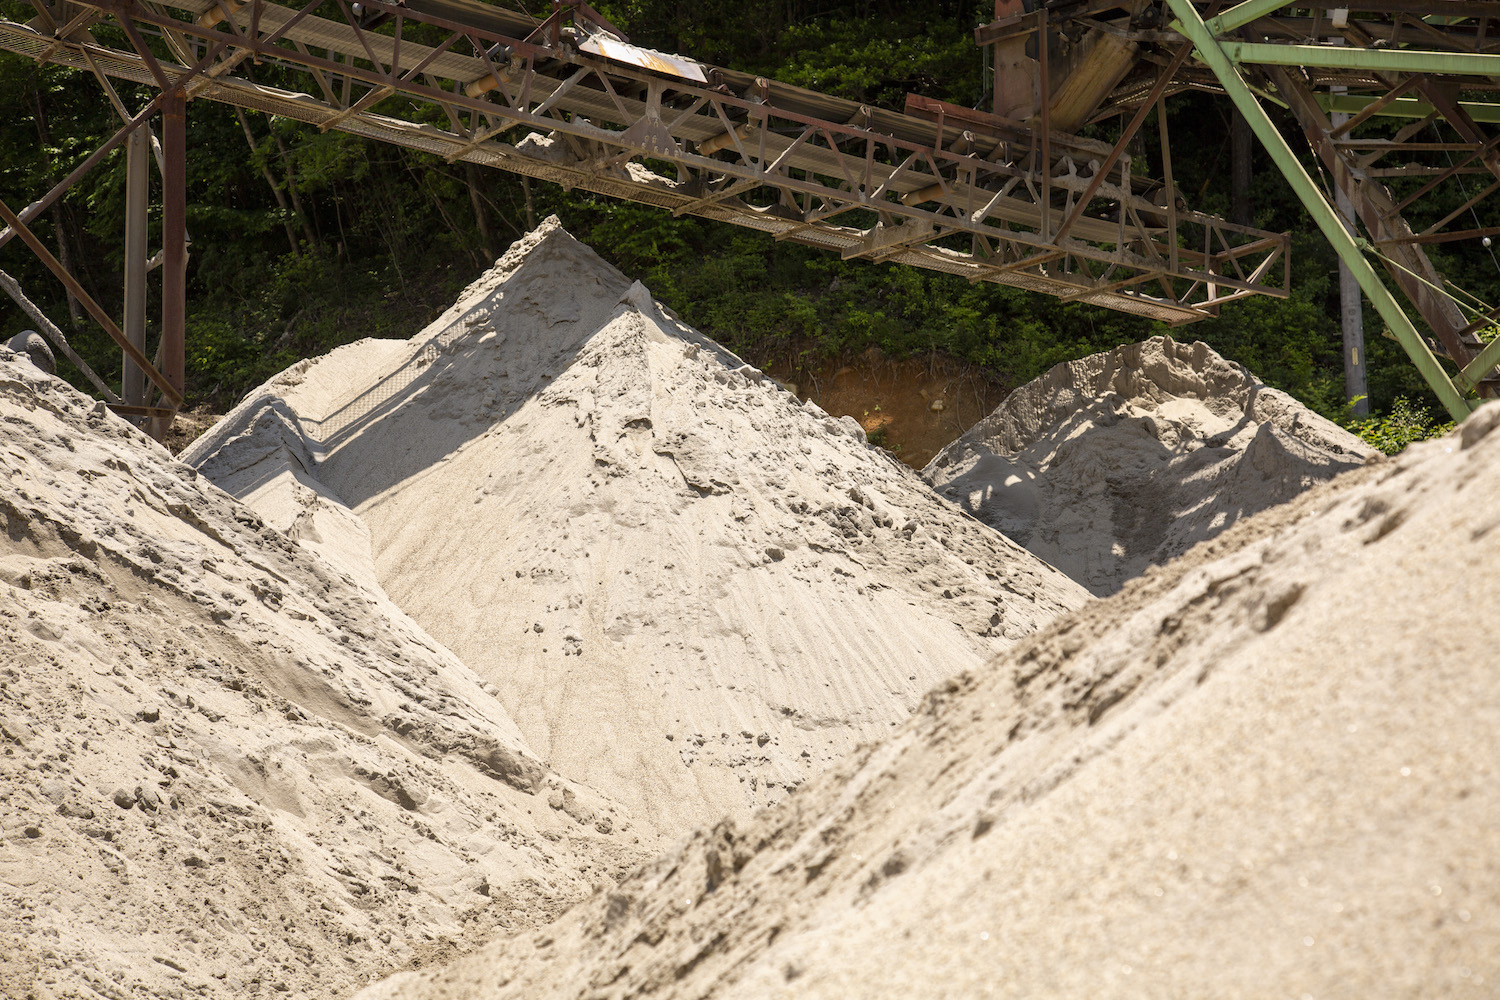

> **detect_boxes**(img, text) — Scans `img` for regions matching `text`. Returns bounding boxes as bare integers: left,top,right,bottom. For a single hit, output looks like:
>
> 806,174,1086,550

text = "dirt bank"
364,401,1500,1000
186,218,1088,841
926,336,1377,594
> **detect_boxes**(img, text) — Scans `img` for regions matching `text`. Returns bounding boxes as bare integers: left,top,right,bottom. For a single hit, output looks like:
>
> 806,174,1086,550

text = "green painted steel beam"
1226,41,1500,77
1168,0,1476,422
1459,334,1500,390
1318,93,1500,124
1203,0,1294,36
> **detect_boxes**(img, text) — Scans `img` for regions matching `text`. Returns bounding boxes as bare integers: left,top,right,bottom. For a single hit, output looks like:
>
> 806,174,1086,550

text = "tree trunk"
522,174,537,231
271,131,320,249
30,86,84,326
236,108,301,256
400,151,478,267
464,161,495,260
1231,109,1253,228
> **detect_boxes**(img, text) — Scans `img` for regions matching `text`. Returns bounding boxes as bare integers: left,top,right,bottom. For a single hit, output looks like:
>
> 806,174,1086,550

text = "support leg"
123,125,149,409
156,90,187,439
1331,107,1369,416
1334,170,1370,416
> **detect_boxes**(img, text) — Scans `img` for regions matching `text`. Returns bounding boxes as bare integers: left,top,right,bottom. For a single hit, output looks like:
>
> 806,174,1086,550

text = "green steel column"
1460,336,1500,392
1203,0,1294,36
1166,0,1474,422
1225,42,1500,77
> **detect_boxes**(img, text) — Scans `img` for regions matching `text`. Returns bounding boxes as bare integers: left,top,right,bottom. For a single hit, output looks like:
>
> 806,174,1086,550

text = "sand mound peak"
190,221,1088,839
0,356,647,998
365,401,1500,1000
925,336,1376,594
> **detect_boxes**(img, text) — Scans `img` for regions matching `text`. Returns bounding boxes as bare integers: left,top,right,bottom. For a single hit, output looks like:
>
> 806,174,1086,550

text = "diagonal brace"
0,197,184,408
1168,0,1473,422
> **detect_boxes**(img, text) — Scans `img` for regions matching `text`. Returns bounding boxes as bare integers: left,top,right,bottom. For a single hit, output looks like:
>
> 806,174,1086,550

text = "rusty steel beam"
1054,43,1194,243
10,0,1285,322
0,196,184,408
0,0,1305,417
161,89,187,418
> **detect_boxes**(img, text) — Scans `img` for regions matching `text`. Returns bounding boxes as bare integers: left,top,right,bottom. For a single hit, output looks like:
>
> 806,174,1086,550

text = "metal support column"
1335,183,1370,416
1166,0,1474,422
1338,191,1374,413
1331,102,1368,417
123,124,149,409
157,90,186,438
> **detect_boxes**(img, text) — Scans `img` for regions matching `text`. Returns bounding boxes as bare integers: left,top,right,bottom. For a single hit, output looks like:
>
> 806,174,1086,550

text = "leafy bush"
1347,396,1454,455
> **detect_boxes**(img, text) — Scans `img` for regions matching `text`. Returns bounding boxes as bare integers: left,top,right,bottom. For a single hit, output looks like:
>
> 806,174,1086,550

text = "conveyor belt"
0,0,1291,326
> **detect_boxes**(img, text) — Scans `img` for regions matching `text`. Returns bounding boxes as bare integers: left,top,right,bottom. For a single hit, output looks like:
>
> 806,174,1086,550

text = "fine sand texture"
925,337,1377,595
0,354,646,999
186,219,1088,839
364,404,1500,1000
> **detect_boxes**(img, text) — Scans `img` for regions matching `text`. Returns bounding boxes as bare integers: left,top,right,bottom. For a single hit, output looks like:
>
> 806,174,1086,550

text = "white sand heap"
186,218,1088,838
363,402,1500,1000
925,336,1377,595
0,355,644,999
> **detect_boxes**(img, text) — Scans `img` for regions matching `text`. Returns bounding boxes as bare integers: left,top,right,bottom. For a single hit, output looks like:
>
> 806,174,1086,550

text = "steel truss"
0,0,1294,430
978,1,1500,419
1199,2,1500,418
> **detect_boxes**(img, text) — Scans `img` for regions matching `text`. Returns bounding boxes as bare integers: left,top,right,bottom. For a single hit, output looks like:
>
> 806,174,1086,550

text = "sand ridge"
926,336,1377,594
362,401,1500,1000
188,218,1089,839
0,354,646,999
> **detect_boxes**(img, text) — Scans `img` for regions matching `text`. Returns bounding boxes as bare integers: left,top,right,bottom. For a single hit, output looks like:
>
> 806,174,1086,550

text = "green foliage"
770,15,982,107
1347,397,1455,455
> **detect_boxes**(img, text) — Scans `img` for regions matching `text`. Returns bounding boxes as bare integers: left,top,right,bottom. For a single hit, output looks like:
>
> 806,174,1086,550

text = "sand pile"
185,219,1088,838
0,354,645,999
926,337,1377,594
364,400,1500,1000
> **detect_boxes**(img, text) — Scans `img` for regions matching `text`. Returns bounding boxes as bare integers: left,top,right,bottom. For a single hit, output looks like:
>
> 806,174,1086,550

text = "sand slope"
188,219,1088,837
0,355,644,999
926,337,1377,594
365,404,1500,1000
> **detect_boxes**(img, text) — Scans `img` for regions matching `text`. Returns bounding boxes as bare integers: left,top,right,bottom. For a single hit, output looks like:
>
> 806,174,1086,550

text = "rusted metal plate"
578,34,706,83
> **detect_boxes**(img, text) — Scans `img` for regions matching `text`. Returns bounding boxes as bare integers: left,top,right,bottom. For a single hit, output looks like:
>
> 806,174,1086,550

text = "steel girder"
969,1,1500,417
0,0,1290,369
1161,1,1500,419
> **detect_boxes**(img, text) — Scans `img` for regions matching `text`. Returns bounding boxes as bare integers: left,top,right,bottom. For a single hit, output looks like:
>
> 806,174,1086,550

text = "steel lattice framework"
1,0,1499,426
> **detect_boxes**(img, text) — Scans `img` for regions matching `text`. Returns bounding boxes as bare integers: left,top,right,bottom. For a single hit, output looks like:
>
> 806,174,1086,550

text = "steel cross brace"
0,0,1298,347
1167,0,1476,421
70,0,1282,291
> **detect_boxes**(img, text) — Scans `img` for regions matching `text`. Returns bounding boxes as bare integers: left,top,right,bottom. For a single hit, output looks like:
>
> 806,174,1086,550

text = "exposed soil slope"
926,337,1377,594
0,354,644,1000
365,404,1500,1000
187,219,1088,838
763,348,1006,468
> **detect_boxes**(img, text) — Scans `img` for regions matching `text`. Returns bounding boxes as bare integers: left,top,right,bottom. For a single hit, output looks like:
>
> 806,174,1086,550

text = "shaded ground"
163,404,224,454
761,346,1008,467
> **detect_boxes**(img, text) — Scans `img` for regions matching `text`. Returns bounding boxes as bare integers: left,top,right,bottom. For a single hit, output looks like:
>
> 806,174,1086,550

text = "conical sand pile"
363,402,1500,1000
926,337,1377,594
187,219,1088,837
0,355,642,999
